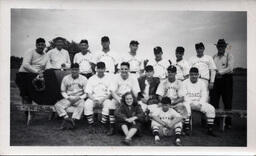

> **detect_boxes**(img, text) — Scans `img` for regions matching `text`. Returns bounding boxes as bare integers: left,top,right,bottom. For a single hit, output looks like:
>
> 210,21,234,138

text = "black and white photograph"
9,8,247,146
1,0,255,155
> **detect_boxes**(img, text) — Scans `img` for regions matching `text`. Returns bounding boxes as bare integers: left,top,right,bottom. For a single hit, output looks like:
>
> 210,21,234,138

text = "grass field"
10,69,247,146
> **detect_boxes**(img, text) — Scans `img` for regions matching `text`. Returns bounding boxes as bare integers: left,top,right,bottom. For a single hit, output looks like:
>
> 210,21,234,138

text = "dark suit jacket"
137,76,160,104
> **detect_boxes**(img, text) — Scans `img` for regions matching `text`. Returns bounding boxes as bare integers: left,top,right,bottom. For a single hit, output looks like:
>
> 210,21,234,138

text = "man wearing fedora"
211,39,234,129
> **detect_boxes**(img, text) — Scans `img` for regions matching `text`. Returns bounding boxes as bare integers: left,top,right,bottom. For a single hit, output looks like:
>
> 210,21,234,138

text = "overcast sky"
11,9,246,68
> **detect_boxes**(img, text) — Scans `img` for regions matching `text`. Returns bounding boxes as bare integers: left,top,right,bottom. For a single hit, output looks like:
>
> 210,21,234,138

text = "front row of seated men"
54,61,216,146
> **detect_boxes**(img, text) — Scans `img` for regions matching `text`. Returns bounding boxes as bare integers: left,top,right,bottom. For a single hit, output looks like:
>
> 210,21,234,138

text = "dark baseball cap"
195,42,205,49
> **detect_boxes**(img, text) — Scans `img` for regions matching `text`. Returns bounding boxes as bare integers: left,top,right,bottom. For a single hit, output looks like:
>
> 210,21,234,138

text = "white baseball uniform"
182,79,215,118
147,59,170,80
96,50,118,74
19,49,48,73
151,108,182,136
188,55,217,86
55,74,87,120
118,53,144,77
156,79,190,118
73,52,96,74
110,74,140,108
174,59,190,81
84,74,113,116
46,48,71,69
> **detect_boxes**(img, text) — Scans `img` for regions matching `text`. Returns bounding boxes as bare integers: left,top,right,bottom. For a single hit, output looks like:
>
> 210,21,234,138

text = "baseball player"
188,42,216,92
138,65,160,116
84,62,113,134
95,36,118,75
182,67,216,136
174,46,190,81
118,40,144,78
54,63,87,130
46,37,71,70
211,39,234,129
73,39,96,79
189,42,217,126
151,97,183,146
16,37,48,104
146,46,171,80
156,65,190,134
109,62,141,135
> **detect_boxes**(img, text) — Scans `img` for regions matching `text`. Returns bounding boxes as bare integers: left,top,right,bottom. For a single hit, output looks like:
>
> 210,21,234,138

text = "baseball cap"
96,62,106,69
176,46,185,53
80,39,88,44
130,40,139,45
154,46,163,54
167,65,177,73
195,42,205,49
145,65,154,72
101,36,110,42
215,39,228,47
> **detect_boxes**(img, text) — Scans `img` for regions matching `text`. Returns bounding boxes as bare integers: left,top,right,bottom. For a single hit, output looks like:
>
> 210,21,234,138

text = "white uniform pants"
55,98,84,120
184,101,215,118
84,98,114,116
172,102,191,118
151,120,182,136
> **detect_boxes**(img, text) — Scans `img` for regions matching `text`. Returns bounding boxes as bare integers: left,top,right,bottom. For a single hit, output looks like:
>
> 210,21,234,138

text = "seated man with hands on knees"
151,97,183,146
138,65,160,118
83,62,113,134
182,67,216,136
54,63,87,130
115,92,145,146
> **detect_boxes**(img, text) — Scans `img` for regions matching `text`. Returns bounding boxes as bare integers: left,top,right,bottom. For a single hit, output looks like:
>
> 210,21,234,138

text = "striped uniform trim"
175,126,182,135
207,117,215,125
109,115,115,124
86,115,94,124
101,114,109,124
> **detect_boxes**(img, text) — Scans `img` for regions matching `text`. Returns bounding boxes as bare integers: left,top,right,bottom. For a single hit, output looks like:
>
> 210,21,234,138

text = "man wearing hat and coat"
211,39,234,129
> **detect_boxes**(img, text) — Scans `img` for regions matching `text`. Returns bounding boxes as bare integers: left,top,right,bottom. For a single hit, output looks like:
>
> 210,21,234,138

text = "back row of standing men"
18,36,234,145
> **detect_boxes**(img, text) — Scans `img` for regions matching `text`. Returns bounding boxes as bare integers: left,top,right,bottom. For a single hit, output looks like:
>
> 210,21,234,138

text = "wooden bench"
190,109,247,132
215,109,247,131
11,102,103,126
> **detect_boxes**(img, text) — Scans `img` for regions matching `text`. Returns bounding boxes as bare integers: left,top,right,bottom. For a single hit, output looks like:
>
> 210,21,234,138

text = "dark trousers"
210,74,233,125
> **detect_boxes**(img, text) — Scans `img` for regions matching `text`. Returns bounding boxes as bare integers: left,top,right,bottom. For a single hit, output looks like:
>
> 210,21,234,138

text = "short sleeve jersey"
85,74,112,100
96,51,118,73
147,59,170,79
73,52,96,74
174,59,190,81
156,79,184,100
61,74,87,97
110,74,140,97
189,55,217,80
153,108,181,125
182,79,208,103
118,53,144,72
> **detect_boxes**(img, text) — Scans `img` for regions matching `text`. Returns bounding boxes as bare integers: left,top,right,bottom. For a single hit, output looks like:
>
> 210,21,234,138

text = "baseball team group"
16,36,234,146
